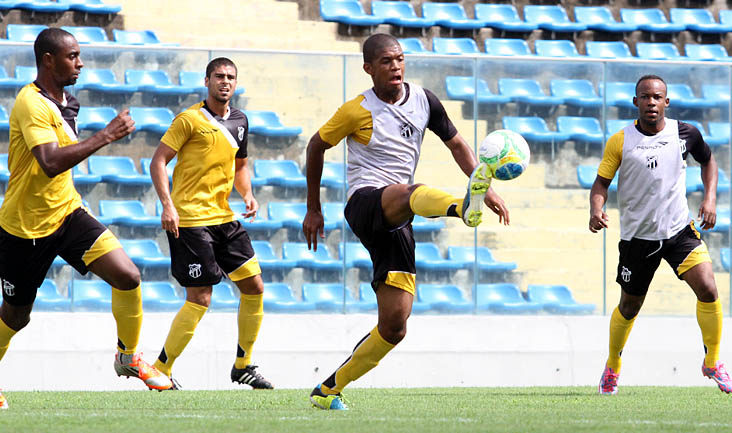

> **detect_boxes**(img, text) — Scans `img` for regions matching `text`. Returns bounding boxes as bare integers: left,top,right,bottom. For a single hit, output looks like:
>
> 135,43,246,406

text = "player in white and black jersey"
589,74,731,395
303,33,510,410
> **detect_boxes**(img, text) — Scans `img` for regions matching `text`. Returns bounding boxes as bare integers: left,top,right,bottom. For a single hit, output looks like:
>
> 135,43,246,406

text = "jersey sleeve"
236,115,248,159
679,121,711,164
597,131,624,180
160,112,194,152
424,88,458,142
318,95,371,147
14,94,59,149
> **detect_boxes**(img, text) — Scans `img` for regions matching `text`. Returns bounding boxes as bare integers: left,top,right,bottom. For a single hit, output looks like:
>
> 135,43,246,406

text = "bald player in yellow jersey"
150,57,272,390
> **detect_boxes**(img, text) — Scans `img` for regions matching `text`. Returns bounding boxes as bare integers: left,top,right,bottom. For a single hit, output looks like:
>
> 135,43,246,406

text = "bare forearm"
305,137,326,211
701,158,718,202
37,133,112,177
150,160,173,207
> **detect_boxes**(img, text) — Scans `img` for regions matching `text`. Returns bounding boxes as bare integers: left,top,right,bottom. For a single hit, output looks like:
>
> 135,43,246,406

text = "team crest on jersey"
679,139,686,154
238,126,245,141
188,263,202,278
2,279,14,297
621,266,631,283
399,122,413,139
646,155,658,170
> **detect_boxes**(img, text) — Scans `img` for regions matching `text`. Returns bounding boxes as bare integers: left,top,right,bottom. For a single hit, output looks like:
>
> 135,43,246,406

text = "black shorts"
345,186,416,295
167,220,261,287
0,207,117,306
617,221,711,296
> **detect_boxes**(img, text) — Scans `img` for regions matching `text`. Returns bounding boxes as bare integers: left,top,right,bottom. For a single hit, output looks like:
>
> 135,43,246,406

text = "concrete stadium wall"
1,313,727,391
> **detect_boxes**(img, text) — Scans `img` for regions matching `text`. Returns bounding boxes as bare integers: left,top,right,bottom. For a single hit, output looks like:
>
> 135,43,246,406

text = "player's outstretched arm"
234,157,258,222
699,154,718,230
31,108,135,178
303,132,328,251
150,142,179,238
589,175,612,233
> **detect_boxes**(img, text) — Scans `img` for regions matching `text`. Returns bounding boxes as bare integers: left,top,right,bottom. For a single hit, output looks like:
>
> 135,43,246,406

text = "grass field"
2,387,732,432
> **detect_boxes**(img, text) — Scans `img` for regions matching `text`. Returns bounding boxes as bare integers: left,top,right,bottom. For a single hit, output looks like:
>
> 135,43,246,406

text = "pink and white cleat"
599,365,619,395
702,360,732,394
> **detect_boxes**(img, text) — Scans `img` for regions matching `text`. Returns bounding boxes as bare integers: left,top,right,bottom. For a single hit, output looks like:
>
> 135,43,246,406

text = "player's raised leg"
230,273,272,389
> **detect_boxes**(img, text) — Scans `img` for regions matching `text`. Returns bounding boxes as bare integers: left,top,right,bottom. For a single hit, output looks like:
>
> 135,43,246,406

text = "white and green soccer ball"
479,129,530,180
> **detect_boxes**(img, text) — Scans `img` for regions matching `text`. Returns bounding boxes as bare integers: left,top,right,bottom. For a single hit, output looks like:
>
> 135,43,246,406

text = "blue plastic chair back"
502,116,550,135
422,2,470,21
620,8,670,25
113,29,161,44
415,242,443,260
71,279,112,311
398,38,429,54
77,106,117,129
125,69,173,86
475,283,524,304
557,116,602,135
141,282,182,311
527,284,575,305
636,42,680,59
120,239,163,259
254,160,302,180
0,106,9,121
475,4,521,22
604,82,636,103
372,1,417,19
585,41,633,58
485,38,531,56
550,79,598,98
268,202,306,223
524,5,572,24
61,26,109,43
498,78,547,97
667,83,697,101
98,200,147,218
321,0,367,17
534,40,580,57
322,202,345,224
76,68,120,86
709,122,730,139
574,6,614,24
6,24,48,42
251,240,278,260
721,10,732,26
88,155,140,176
417,284,468,304
606,119,633,134
263,282,298,303
670,8,714,25
15,66,37,83
685,44,728,60
283,242,337,262
303,283,354,303
432,37,480,55
128,107,174,128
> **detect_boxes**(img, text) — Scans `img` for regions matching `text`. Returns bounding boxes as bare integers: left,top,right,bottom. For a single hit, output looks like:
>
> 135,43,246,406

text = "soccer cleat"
599,365,619,395
461,163,492,227
230,364,273,389
114,352,173,391
0,389,7,409
702,360,732,393
310,384,348,410
164,377,183,391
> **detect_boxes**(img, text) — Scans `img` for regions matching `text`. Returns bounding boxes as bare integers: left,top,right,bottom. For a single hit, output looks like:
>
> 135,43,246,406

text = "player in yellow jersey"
303,34,509,410
0,28,173,408
149,58,272,390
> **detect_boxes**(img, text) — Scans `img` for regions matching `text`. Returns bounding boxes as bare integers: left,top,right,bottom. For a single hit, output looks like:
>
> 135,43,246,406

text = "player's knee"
618,300,641,320
0,305,31,331
379,320,407,345
116,266,141,291
236,275,264,295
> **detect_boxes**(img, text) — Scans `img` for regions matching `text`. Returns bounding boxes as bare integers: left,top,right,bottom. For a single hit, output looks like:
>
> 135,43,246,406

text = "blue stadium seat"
60,26,110,44
484,38,532,57
321,162,346,189
526,284,595,314
125,70,194,96
6,24,47,42
523,5,587,34
140,156,176,181
602,82,636,109
13,66,37,84
398,38,430,54
681,120,726,148
302,283,365,312
712,207,730,234
88,155,152,186
16,1,69,13
319,0,384,28
77,106,116,131
708,122,731,146
585,41,633,59
619,8,686,35
268,202,339,230
446,246,517,273
263,282,316,313
498,78,565,112
322,202,347,231
606,119,634,135
574,6,638,33
355,283,378,312
0,153,9,182
474,4,537,34
35,279,71,311
685,166,730,195
141,281,183,312
282,242,341,272
119,239,170,269
71,165,101,185
0,66,31,90
636,42,684,60
245,110,302,138
415,242,463,272
0,1,20,12
576,165,617,192
71,279,111,311
371,1,435,30
98,200,158,227
411,215,445,234
685,44,730,62
229,201,283,232
421,2,486,31
670,8,732,35
251,240,298,275
432,37,481,55
129,107,174,135
0,106,9,131
475,283,542,314
340,242,372,270
502,116,571,144
557,116,604,144
667,84,716,111
112,29,167,45
57,0,121,15
210,282,239,311
550,79,601,111
721,10,732,27
444,76,510,105
178,71,244,95
254,160,306,189
417,284,472,314
74,68,138,94
721,248,730,271
534,40,581,58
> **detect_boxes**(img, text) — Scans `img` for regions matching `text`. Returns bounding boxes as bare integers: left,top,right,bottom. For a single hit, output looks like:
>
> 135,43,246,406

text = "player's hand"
161,203,180,238
302,209,325,251
101,108,135,143
698,200,716,230
484,187,510,225
589,209,609,233
242,195,258,222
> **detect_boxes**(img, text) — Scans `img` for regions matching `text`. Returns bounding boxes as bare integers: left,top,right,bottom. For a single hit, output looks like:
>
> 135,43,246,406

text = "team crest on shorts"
2,279,14,297
188,263,202,278
621,266,631,283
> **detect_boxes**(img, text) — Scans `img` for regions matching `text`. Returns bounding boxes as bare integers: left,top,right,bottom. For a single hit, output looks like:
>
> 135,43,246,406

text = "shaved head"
363,33,401,63
34,28,75,67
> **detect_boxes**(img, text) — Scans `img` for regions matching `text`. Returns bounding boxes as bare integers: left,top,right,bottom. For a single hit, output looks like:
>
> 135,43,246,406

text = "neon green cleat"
309,384,348,410
461,163,492,227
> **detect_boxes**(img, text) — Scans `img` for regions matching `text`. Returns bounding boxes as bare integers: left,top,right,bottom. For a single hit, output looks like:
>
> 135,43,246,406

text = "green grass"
2,387,732,433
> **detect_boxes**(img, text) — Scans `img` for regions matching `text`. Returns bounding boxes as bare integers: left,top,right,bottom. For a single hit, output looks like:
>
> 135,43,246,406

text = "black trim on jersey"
633,119,711,164
201,101,249,159
398,83,410,106
424,88,458,142
33,81,80,134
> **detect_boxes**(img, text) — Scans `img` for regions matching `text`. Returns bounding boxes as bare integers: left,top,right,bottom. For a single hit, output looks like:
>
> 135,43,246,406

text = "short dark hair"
362,33,400,63
635,74,667,96
34,28,75,67
205,57,237,79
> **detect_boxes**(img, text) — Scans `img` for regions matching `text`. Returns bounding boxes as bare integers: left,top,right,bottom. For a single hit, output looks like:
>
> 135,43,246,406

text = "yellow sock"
153,301,208,376
0,317,17,362
409,185,463,218
607,306,636,373
111,286,142,355
697,299,723,368
234,293,264,368
322,326,395,394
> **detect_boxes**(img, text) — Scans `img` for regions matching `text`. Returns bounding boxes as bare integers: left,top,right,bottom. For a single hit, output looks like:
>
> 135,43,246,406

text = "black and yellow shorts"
0,207,121,306
616,221,712,296
345,186,416,296
167,220,261,287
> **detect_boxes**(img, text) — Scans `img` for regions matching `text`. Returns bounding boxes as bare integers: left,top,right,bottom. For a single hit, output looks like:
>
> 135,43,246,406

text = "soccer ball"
478,129,530,180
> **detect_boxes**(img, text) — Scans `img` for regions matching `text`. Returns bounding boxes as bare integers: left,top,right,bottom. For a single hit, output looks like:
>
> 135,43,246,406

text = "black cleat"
230,364,273,389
